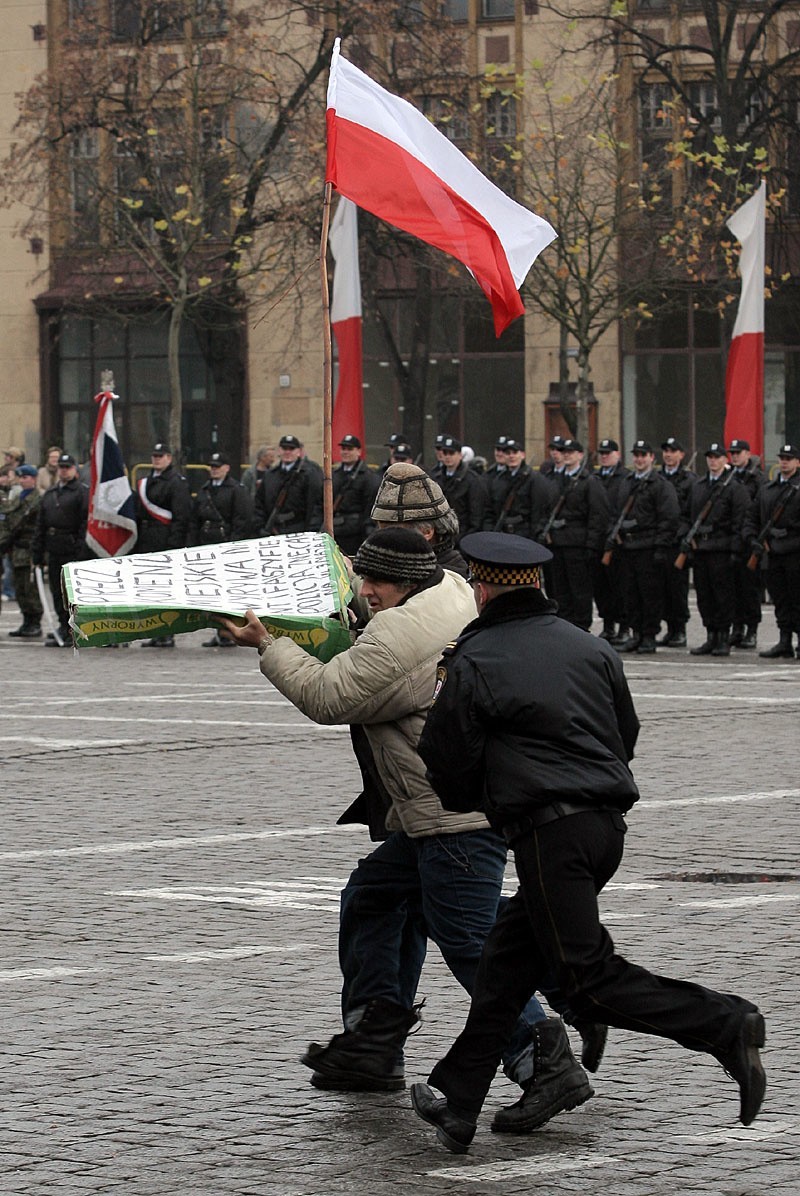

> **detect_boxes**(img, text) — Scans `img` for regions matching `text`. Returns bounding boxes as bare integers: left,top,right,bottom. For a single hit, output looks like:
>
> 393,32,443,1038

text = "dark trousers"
765,551,800,632
550,546,593,631
593,553,626,624
732,558,762,628
46,552,72,631
621,548,663,638
13,560,43,622
662,549,690,629
428,810,755,1117
693,553,736,631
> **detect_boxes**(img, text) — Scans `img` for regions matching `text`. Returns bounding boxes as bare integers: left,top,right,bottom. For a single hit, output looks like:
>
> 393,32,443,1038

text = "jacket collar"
459,586,556,635
398,566,445,606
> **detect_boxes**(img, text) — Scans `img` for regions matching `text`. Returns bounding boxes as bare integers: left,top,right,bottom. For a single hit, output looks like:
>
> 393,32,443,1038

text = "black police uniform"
256,460,323,535
542,467,609,631
136,464,192,553
32,477,90,636
483,462,553,540
593,460,630,636
439,461,486,542
659,464,696,643
609,470,678,650
744,471,800,652
730,460,766,642
688,469,750,651
415,532,763,1127
332,460,380,556
189,475,253,546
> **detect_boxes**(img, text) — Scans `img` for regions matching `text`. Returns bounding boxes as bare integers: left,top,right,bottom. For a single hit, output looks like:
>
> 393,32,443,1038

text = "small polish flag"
329,196,364,457
326,39,556,336
724,182,766,461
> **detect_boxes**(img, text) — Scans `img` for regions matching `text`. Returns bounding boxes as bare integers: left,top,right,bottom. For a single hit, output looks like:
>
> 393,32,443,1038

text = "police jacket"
732,459,766,502
659,466,696,539
136,464,192,553
258,568,488,839
688,470,750,554
256,460,323,535
332,461,379,554
544,467,609,552
189,476,253,546
33,478,89,564
483,464,553,539
744,474,800,557
0,489,42,563
438,461,486,541
610,471,679,552
418,587,640,824
596,461,631,514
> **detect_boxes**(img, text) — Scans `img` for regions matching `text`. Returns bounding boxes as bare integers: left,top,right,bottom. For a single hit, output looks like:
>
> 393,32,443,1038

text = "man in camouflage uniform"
0,464,43,638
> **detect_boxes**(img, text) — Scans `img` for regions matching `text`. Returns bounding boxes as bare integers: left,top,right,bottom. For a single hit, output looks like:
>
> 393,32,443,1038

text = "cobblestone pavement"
1,596,798,1195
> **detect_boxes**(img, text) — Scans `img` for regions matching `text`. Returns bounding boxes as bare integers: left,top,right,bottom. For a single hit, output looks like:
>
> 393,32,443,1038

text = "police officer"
688,443,750,657
255,433,323,536
438,437,485,542
610,441,679,655
483,438,552,545
728,439,765,649
32,454,89,647
136,443,192,648
539,435,565,477
429,433,447,482
593,439,630,642
541,439,609,632
745,443,800,658
332,434,379,556
658,437,696,647
410,531,766,1152
190,451,253,648
0,464,43,638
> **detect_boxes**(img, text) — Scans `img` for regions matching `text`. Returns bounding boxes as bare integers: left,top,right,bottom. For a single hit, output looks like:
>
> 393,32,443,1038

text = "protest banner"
62,532,353,658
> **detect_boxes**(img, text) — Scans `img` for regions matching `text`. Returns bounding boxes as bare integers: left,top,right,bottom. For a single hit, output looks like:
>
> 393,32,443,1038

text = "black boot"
410,1084,477,1153
573,1019,608,1073
759,632,794,659
690,631,715,655
712,629,731,656
636,635,656,654
491,1017,594,1133
738,626,758,650
18,621,42,639
730,624,745,647
665,624,687,647
615,633,640,653
609,626,630,646
302,998,420,1092
598,620,616,641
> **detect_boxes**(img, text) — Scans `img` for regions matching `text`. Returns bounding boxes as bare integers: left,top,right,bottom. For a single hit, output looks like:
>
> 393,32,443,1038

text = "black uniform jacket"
136,464,192,552
659,466,696,540
256,460,323,535
545,467,609,551
189,476,253,545
596,461,631,513
611,471,679,552
438,461,486,541
418,587,640,825
484,463,553,539
744,475,800,556
332,460,379,552
33,478,90,563
688,470,750,554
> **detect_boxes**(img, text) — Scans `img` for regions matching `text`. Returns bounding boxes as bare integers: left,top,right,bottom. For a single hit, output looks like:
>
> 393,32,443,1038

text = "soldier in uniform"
541,439,609,632
658,437,696,647
0,464,43,638
746,443,800,658
482,436,509,510
610,441,679,655
728,439,765,649
429,433,447,483
438,437,485,542
483,438,552,545
687,444,751,657
190,451,254,648
255,433,323,536
539,435,565,477
331,434,379,557
593,439,630,642
136,443,192,648
32,454,90,647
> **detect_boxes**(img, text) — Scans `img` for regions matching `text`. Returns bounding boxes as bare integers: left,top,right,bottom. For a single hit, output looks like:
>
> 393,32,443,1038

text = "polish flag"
86,389,138,557
329,196,364,457
724,182,766,461
326,39,556,337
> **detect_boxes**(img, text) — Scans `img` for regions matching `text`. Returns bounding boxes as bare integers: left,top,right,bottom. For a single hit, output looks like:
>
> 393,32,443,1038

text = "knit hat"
353,528,438,585
372,463,450,524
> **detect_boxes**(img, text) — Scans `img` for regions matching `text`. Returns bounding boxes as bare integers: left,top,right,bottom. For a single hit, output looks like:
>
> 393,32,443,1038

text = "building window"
70,130,100,244
482,0,515,18
484,91,517,139
639,80,673,196
423,95,469,143
441,0,468,19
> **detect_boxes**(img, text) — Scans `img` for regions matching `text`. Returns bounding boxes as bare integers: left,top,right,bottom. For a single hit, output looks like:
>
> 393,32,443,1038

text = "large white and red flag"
329,196,364,456
86,388,138,557
724,181,766,460
326,39,556,336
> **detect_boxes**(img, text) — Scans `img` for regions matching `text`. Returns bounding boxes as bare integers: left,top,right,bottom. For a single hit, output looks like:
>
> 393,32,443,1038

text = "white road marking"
676,1119,797,1144
143,944,317,962
109,886,339,912
2,736,143,749
0,965,108,982
647,788,800,809
4,712,348,731
429,1153,617,1181
680,894,800,909
11,693,294,708
632,691,799,705
0,825,342,862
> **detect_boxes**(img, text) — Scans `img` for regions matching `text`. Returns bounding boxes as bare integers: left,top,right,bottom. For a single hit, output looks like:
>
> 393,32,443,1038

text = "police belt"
501,800,608,845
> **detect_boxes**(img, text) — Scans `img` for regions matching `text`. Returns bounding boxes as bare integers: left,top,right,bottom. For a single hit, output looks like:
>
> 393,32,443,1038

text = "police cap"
441,436,461,452
208,451,229,466
548,435,565,449
661,437,684,451
152,443,171,455
384,433,401,447
57,453,76,467
494,435,510,449
705,442,727,457
632,439,654,454
778,443,800,459
461,531,552,587
339,434,361,448
279,434,301,449
728,439,750,452
598,439,619,452
504,438,523,452
392,442,413,459
561,438,584,453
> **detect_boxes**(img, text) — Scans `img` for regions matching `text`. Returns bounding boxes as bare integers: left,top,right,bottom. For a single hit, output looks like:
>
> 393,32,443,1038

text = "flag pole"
320,180,334,536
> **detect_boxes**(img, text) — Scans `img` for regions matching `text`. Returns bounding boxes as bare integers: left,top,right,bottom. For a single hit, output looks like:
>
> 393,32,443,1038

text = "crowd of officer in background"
2,427,799,658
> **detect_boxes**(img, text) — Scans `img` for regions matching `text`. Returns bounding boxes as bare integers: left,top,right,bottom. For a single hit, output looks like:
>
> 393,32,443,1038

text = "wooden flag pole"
320,180,334,537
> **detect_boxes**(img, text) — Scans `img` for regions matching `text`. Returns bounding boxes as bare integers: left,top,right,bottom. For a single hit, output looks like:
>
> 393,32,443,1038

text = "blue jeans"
338,829,547,1073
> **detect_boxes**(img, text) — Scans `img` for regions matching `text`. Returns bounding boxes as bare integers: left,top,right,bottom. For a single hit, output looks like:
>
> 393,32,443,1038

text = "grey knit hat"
372,463,451,524
353,528,438,585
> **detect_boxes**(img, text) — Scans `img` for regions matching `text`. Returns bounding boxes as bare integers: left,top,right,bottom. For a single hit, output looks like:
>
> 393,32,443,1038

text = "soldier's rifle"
601,492,636,566
746,480,800,571
674,467,736,570
492,468,529,532
539,475,579,545
263,465,299,535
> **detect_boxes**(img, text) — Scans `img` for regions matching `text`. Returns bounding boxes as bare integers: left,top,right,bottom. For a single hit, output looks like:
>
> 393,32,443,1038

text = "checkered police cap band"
468,560,541,586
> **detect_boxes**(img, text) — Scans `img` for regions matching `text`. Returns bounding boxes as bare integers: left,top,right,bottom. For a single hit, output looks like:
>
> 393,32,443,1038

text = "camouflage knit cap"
371,463,451,525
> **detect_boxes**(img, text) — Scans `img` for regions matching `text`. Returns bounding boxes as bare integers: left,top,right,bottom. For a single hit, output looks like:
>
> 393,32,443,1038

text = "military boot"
302,998,420,1092
665,624,687,647
609,626,630,646
491,1017,594,1134
690,632,715,655
599,620,617,641
712,629,731,656
738,626,758,650
730,624,745,647
18,621,42,639
759,632,794,659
